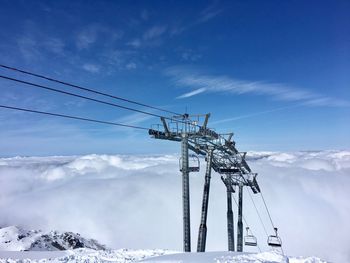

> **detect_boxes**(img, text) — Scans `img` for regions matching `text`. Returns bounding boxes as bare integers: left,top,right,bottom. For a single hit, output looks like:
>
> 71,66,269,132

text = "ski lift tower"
149,113,261,253
211,141,261,253
149,113,214,252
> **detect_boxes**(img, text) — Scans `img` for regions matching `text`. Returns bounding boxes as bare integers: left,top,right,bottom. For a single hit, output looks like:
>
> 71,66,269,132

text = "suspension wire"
260,191,285,255
0,75,163,119
0,75,189,125
260,191,276,230
0,64,180,115
0,104,149,130
232,194,262,253
0,75,205,128
246,188,269,237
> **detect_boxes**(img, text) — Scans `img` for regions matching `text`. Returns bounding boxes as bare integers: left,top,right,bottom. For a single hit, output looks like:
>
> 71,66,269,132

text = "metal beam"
227,185,235,251
237,183,243,252
203,113,210,129
161,117,170,134
197,148,213,252
181,133,191,252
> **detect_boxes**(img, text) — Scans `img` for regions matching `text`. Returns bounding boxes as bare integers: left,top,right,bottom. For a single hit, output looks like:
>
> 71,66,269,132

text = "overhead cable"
0,64,180,115
0,104,148,130
260,191,276,230
246,188,269,237
0,75,175,121
232,194,262,253
0,75,203,127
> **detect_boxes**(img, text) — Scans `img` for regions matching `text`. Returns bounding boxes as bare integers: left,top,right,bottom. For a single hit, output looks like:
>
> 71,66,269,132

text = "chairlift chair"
179,154,200,172
244,227,257,246
267,227,282,247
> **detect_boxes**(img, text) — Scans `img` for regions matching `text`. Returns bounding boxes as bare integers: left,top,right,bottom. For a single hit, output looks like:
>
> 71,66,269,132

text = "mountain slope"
0,226,106,251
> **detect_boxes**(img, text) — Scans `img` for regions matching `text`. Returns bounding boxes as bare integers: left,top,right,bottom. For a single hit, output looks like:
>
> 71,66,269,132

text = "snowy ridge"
0,226,106,251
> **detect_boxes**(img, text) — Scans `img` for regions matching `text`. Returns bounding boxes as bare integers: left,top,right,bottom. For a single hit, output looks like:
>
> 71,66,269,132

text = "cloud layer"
167,68,350,107
0,151,349,262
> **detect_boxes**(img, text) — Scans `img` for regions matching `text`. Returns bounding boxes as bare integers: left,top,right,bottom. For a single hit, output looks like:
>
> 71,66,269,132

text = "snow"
0,226,41,251
0,248,175,263
141,251,288,263
0,226,329,263
0,251,67,260
0,226,105,251
0,250,329,263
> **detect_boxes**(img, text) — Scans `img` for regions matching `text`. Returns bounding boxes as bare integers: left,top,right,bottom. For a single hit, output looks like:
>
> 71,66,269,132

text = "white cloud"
76,24,122,50
82,63,100,73
76,26,99,49
143,25,167,40
17,35,65,61
181,50,202,62
43,38,65,55
166,68,350,107
102,49,137,71
141,10,150,21
212,105,303,124
170,4,223,36
127,39,141,48
115,112,153,126
127,25,167,49
126,62,137,70
176,88,206,99
197,4,223,24
0,151,349,262
17,36,41,61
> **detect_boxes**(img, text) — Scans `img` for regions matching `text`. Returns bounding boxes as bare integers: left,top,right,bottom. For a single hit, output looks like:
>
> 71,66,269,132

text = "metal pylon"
221,175,235,252
181,132,191,252
227,185,235,251
237,183,243,252
148,113,261,252
197,148,213,252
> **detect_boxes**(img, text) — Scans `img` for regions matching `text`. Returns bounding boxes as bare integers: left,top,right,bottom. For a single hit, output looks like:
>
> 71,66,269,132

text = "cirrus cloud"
166,68,350,107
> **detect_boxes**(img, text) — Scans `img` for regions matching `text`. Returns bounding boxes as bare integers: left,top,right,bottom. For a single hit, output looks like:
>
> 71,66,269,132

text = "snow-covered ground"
0,248,174,263
0,249,329,263
141,251,328,263
0,226,328,262
0,151,349,262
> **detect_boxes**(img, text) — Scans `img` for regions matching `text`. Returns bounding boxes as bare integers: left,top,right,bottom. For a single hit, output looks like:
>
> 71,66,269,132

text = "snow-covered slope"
0,226,106,251
0,227,328,262
141,251,329,263
0,249,329,263
0,248,171,263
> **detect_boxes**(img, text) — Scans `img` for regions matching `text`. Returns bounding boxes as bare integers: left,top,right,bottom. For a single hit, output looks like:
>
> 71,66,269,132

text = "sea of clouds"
0,151,349,263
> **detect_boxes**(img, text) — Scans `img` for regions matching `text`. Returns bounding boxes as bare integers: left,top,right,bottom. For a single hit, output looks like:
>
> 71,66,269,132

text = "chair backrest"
244,235,257,246
267,235,282,247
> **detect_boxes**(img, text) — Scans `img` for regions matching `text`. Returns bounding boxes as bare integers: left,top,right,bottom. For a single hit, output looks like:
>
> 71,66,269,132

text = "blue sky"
0,0,349,156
